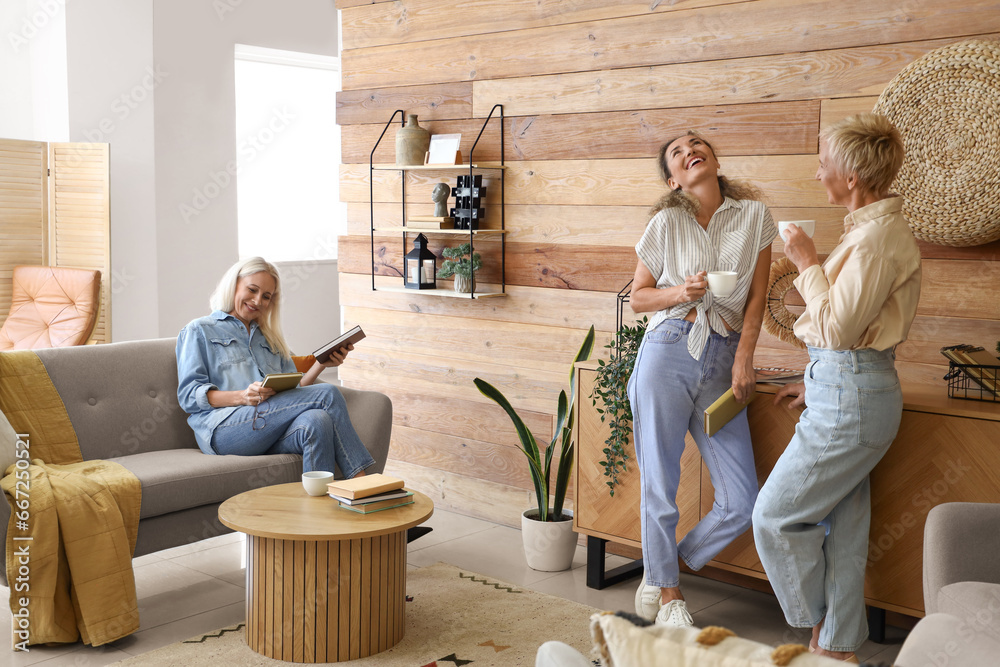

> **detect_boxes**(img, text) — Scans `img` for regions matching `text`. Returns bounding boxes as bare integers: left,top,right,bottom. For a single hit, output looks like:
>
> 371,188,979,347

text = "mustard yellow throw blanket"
1,350,141,647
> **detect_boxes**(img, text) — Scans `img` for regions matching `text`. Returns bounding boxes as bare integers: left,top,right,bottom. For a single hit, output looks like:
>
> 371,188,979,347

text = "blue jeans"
212,384,375,478
752,347,902,653
626,319,757,589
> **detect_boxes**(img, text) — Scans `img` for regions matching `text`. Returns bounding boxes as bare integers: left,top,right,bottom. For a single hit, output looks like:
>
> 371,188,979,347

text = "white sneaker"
655,599,694,628
634,579,661,621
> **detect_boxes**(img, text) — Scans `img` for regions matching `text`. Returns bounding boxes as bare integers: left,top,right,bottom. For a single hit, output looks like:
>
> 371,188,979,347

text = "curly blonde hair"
649,131,764,216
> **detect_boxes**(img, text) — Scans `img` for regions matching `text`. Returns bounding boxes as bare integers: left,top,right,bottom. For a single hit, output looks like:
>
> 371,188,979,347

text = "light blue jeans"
212,383,375,478
752,347,902,653
627,319,758,589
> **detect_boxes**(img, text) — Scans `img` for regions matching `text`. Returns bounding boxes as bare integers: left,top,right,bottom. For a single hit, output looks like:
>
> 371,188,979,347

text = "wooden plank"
336,82,472,126
471,35,999,117
347,202,649,246
339,272,638,333
383,459,545,530
341,155,833,208
820,96,879,129
390,424,541,489
342,3,1000,91
341,0,754,50
339,235,637,292
352,380,553,444
340,347,568,416
343,100,821,163
343,305,609,374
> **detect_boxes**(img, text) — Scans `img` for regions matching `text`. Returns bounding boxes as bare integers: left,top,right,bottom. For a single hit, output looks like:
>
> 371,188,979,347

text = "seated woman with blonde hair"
175,256,373,478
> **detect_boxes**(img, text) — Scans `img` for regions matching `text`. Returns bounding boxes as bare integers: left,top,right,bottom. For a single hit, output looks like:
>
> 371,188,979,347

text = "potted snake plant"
473,325,595,571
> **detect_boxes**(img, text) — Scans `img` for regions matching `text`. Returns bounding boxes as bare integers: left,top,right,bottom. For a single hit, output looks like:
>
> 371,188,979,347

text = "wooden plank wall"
336,0,1000,528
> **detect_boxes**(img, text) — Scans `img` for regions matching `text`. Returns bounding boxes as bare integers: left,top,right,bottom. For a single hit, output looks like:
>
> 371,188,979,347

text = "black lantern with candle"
404,233,436,290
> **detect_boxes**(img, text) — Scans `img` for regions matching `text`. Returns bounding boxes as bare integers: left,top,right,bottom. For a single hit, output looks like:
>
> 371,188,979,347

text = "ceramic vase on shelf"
454,274,472,293
395,114,430,166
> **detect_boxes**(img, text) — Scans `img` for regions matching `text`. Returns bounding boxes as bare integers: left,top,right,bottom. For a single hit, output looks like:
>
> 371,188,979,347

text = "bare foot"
660,586,684,604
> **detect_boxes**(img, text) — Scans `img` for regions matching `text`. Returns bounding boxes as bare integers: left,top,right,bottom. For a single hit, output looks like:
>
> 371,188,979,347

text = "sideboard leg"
867,606,887,643
586,536,643,590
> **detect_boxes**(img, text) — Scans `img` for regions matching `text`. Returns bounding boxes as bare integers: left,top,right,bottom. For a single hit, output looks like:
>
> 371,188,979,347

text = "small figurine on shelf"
432,183,450,217
408,183,454,229
437,243,482,293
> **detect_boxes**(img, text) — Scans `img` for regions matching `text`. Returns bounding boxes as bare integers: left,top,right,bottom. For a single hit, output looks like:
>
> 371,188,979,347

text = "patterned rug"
110,563,597,666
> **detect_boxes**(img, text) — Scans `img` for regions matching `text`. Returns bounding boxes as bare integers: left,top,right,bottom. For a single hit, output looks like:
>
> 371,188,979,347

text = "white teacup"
706,271,738,297
302,470,334,496
778,219,816,240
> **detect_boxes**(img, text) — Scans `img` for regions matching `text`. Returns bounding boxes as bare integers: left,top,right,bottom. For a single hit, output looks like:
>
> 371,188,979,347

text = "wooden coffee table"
218,483,434,663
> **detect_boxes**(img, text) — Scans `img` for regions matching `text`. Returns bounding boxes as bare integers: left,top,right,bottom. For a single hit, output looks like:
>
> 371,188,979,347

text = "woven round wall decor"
764,257,807,349
872,39,1000,247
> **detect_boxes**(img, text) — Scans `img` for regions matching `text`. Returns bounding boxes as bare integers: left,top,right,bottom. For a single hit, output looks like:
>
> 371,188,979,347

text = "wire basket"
944,361,1000,402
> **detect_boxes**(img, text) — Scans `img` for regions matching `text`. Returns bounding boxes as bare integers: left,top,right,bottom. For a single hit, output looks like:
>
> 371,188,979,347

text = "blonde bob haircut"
209,256,292,359
820,113,904,197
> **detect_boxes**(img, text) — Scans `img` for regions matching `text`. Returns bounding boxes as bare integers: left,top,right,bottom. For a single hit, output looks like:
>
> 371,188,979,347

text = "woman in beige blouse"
752,113,921,663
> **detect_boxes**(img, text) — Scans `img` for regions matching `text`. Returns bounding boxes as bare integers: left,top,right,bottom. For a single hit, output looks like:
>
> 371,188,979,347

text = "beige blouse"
793,197,921,351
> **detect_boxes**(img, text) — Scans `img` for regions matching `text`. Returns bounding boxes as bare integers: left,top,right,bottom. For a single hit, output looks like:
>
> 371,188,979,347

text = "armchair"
0,265,101,350
895,502,1000,665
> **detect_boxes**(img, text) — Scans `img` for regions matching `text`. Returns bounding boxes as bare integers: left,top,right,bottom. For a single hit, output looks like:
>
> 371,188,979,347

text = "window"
234,45,341,262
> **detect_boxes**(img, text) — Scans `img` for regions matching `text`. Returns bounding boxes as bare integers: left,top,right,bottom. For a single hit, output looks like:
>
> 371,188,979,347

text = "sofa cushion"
937,582,1000,638
108,449,301,520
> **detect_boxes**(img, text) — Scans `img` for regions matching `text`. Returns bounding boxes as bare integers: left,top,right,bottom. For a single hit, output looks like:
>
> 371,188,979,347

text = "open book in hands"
313,325,366,364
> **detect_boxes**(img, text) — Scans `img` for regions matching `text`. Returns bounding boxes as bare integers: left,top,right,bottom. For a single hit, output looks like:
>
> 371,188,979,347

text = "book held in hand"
313,325,366,364
704,387,757,437
261,372,303,392
325,473,405,500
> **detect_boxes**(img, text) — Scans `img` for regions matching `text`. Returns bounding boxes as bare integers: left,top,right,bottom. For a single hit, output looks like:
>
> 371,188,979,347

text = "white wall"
65,0,157,341
152,0,340,340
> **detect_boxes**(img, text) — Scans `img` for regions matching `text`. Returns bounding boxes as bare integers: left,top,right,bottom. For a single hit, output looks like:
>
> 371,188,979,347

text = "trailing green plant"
436,243,482,279
474,326,596,522
591,317,647,497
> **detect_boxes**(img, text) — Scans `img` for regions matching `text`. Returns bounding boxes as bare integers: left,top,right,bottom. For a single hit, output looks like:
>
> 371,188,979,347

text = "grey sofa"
895,502,1000,666
0,337,392,586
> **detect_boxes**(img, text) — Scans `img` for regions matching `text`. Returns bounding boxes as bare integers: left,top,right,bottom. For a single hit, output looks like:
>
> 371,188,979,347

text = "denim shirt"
176,310,296,454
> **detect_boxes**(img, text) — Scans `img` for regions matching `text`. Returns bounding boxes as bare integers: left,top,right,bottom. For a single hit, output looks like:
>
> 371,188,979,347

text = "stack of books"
407,215,454,230
326,473,414,514
941,345,1000,399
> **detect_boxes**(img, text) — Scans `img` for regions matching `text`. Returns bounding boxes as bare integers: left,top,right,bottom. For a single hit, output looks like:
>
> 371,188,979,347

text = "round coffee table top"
219,482,434,541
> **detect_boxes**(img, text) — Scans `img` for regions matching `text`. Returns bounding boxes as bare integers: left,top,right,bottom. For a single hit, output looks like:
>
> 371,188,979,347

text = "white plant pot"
454,274,472,293
521,509,577,572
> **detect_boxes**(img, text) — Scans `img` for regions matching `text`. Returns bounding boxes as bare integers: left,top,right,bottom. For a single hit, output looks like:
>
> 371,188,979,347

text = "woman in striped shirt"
627,132,776,627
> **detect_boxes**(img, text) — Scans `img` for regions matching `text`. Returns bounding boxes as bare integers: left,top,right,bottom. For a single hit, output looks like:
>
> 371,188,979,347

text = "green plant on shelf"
436,243,482,279
591,316,647,497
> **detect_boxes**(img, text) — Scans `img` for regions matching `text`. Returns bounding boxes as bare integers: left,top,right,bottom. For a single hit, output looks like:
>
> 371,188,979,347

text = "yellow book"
703,388,757,436
325,473,405,500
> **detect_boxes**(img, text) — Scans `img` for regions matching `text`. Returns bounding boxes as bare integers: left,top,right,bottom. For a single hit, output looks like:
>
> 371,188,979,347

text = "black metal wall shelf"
368,105,505,299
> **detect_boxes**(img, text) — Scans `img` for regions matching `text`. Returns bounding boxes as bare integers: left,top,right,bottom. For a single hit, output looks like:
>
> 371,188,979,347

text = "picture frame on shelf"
426,133,462,165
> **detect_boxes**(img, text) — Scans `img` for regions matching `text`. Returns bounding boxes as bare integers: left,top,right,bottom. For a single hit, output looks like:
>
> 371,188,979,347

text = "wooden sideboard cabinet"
573,359,1000,621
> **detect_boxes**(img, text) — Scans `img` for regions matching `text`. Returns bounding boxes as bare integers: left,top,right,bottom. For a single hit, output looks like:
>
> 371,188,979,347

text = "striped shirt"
635,197,777,359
